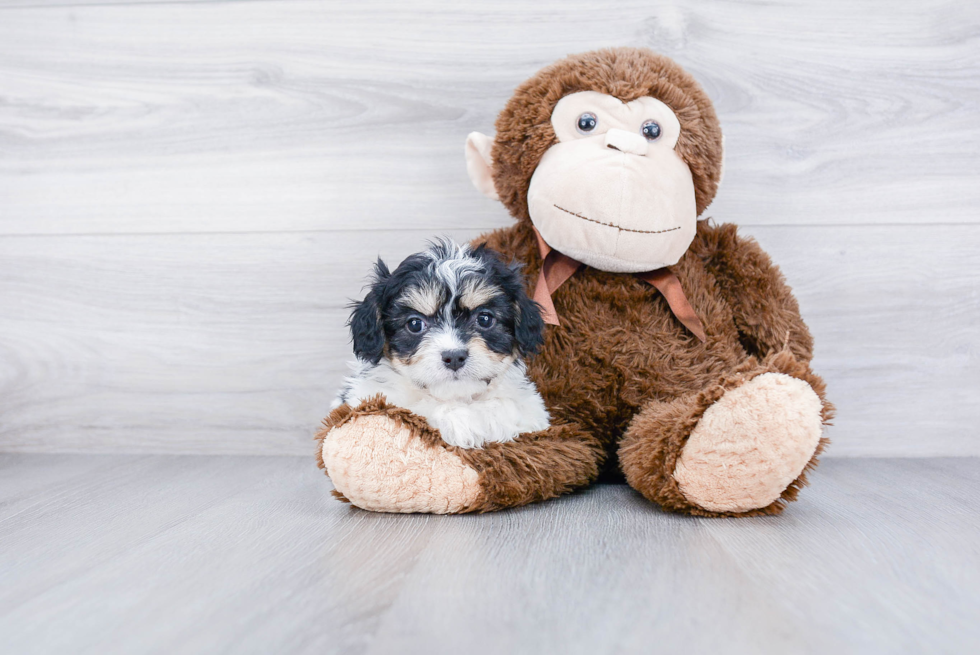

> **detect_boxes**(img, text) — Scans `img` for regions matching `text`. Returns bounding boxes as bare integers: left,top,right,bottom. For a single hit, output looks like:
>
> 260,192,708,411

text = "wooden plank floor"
1,455,977,654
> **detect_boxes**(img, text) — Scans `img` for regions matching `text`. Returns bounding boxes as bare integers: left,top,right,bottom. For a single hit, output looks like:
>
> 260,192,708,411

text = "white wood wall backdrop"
1,0,978,455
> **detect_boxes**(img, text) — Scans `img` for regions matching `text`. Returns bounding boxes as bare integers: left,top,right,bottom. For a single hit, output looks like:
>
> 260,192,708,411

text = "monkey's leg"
317,397,604,514
618,350,833,517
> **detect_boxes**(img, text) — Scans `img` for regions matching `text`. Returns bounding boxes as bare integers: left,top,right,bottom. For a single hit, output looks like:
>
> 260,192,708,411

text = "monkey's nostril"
604,128,648,156
441,349,468,371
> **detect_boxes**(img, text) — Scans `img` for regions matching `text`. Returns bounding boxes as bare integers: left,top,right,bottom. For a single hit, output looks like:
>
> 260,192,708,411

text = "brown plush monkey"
318,48,832,517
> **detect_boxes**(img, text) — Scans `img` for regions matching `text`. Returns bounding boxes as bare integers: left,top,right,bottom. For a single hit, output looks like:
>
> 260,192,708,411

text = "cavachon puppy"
334,239,550,449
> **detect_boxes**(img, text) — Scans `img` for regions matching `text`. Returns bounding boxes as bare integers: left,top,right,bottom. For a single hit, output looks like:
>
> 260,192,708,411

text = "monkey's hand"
316,397,481,514
316,396,603,514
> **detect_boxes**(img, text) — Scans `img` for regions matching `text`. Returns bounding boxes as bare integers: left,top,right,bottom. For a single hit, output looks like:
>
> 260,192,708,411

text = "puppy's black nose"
441,349,468,371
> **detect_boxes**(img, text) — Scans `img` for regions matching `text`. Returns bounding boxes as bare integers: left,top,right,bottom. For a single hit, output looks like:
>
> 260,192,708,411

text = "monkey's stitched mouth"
553,205,681,235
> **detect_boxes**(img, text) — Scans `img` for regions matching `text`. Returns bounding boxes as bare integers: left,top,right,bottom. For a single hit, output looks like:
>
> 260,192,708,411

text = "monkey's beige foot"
673,373,824,513
317,400,481,514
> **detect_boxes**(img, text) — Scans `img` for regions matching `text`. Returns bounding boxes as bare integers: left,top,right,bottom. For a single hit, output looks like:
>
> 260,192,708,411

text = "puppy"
334,239,550,448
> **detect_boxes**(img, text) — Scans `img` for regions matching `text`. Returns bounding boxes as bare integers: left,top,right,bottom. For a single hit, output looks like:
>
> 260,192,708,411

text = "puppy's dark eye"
476,312,495,329
576,112,597,134
406,317,427,334
641,120,662,141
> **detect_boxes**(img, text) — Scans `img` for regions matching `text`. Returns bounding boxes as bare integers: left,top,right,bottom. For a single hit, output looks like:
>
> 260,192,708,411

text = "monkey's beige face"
527,91,697,273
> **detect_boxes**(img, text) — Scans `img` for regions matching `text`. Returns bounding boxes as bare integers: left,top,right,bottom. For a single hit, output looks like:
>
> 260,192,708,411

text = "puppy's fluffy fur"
335,239,550,448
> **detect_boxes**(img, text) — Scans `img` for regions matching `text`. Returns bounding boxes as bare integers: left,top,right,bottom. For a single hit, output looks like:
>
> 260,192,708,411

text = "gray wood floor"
1,455,977,654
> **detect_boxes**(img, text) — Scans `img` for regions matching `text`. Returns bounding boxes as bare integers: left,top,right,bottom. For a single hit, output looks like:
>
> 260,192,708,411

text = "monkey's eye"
641,120,662,141
406,317,427,334
476,312,495,329
576,112,598,134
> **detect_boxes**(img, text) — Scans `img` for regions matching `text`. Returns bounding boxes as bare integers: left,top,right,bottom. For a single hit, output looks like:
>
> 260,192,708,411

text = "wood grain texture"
1,1,978,456
0,0,978,235
0,455,977,654
1,224,978,456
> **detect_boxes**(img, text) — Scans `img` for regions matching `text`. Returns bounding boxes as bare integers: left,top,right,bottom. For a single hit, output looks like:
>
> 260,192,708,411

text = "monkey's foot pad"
322,414,481,514
673,372,824,513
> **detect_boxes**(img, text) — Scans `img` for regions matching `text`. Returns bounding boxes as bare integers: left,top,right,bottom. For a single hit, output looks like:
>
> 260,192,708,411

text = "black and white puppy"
335,239,550,448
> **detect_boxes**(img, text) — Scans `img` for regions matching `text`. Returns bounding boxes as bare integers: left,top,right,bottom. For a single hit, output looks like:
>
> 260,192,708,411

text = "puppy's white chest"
340,362,550,449
409,390,550,449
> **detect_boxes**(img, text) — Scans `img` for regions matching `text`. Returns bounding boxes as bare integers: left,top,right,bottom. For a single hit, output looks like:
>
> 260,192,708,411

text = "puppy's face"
349,240,544,400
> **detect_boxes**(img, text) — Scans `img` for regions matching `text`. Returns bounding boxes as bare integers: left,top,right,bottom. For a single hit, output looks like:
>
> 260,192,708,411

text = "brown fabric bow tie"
531,228,707,343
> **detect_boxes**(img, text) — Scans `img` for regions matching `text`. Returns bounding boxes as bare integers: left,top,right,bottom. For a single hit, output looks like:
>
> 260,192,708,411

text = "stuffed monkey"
317,48,832,517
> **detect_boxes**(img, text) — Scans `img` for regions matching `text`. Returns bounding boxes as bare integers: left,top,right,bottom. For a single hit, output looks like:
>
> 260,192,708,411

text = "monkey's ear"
465,132,500,201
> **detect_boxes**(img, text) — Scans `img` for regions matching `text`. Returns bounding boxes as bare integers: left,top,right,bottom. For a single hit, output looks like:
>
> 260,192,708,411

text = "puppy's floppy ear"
349,258,389,365
514,287,545,356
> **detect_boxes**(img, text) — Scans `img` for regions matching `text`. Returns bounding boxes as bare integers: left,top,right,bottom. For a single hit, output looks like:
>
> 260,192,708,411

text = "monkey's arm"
317,396,603,514
694,221,814,363
455,423,605,512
